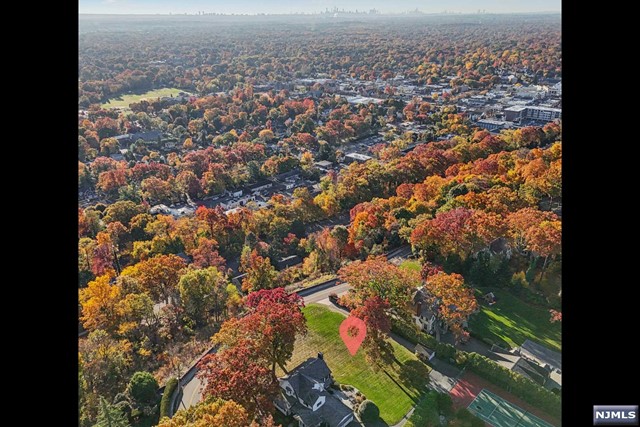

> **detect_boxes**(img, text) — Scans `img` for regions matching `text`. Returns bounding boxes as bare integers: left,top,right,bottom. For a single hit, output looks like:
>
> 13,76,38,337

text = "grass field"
101,87,184,109
468,289,561,351
283,304,431,425
399,259,421,272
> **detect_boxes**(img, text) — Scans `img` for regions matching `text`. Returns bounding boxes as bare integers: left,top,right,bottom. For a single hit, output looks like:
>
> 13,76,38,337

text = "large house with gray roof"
274,354,355,427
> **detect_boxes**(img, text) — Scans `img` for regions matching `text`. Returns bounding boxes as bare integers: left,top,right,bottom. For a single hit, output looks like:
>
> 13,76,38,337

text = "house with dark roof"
410,287,449,335
276,255,303,271
274,354,355,427
114,130,163,145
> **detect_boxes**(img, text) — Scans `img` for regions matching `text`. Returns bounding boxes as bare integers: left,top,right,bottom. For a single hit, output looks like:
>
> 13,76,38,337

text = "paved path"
301,281,349,304
441,333,491,357
179,374,203,410
427,358,463,393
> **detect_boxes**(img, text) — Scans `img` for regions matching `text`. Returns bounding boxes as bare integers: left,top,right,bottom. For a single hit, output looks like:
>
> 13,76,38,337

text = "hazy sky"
79,0,561,15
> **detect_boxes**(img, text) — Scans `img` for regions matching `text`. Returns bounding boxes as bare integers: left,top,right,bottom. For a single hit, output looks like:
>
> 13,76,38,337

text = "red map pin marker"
339,315,367,356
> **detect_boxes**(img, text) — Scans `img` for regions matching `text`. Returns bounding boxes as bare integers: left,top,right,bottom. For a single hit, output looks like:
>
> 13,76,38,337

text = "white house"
274,354,354,427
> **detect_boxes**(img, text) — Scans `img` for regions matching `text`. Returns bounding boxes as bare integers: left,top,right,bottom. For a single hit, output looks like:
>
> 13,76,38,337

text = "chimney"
416,301,422,316
317,352,324,360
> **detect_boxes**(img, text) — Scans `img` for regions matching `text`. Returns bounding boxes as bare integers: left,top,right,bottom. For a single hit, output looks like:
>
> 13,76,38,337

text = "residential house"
246,180,273,194
344,152,372,163
114,130,163,145
415,343,435,362
149,204,196,218
276,255,303,271
410,287,448,335
275,354,355,427
315,160,334,171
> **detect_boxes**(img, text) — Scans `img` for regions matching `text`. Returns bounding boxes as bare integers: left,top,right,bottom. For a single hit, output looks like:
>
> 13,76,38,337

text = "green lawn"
468,289,561,352
101,87,184,109
399,259,421,272
283,304,431,425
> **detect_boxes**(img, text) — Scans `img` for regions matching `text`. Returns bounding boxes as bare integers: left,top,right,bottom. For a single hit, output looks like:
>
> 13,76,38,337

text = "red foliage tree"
198,341,278,418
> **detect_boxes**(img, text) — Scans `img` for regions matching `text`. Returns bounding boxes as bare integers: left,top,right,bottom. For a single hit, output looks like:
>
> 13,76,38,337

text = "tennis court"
467,389,556,427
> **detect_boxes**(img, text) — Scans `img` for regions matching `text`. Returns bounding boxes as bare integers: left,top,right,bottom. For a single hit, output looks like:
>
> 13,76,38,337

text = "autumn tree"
116,292,157,341
191,237,227,271
79,329,132,398
92,231,118,276
123,254,186,303
225,283,243,317
243,288,307,374
178,267,229,325
425,272,478,343
199,288,305,417
506,207,561,281
176,170,203,199
158,398,250,427
79,273,121,333
338,256,420,315
351,296,394,369
302,228,342,275
240,249,278,292
198,341,278,418
410,208,505,260
102,201,146,226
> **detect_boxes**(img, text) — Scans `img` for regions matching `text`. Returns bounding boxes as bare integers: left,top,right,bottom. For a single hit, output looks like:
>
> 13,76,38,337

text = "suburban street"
179,371,204,410
301,281,349,304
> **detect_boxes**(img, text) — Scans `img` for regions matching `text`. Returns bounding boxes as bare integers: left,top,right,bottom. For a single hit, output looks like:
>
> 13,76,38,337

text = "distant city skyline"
79,0,561,15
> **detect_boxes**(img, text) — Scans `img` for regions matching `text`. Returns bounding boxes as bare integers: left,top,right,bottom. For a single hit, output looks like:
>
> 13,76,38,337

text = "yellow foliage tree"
79,273,121,332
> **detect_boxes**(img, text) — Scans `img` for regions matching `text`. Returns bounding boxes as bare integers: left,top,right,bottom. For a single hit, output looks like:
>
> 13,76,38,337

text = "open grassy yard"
399,259,421,272
468,289,561,352
101,87,184,109
282,304,431,425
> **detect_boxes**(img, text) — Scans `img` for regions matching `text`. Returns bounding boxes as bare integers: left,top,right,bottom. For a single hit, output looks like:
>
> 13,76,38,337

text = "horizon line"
79,11,561,16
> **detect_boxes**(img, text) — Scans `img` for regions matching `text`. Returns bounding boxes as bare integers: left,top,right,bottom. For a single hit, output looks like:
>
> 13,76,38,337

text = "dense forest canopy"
78,13,561,427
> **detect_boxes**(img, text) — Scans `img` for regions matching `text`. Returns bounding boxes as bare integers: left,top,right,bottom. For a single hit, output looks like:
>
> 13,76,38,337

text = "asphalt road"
301,281,350,304
179,374,204,410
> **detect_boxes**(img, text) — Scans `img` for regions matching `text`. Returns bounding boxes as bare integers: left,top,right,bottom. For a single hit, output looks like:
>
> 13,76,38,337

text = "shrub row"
159,378,179,419
391,318,458,362
391,318,438,349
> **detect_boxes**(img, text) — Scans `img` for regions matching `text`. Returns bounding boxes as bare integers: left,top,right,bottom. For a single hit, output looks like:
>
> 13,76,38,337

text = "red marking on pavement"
450,374,483,408
339,315,367,356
